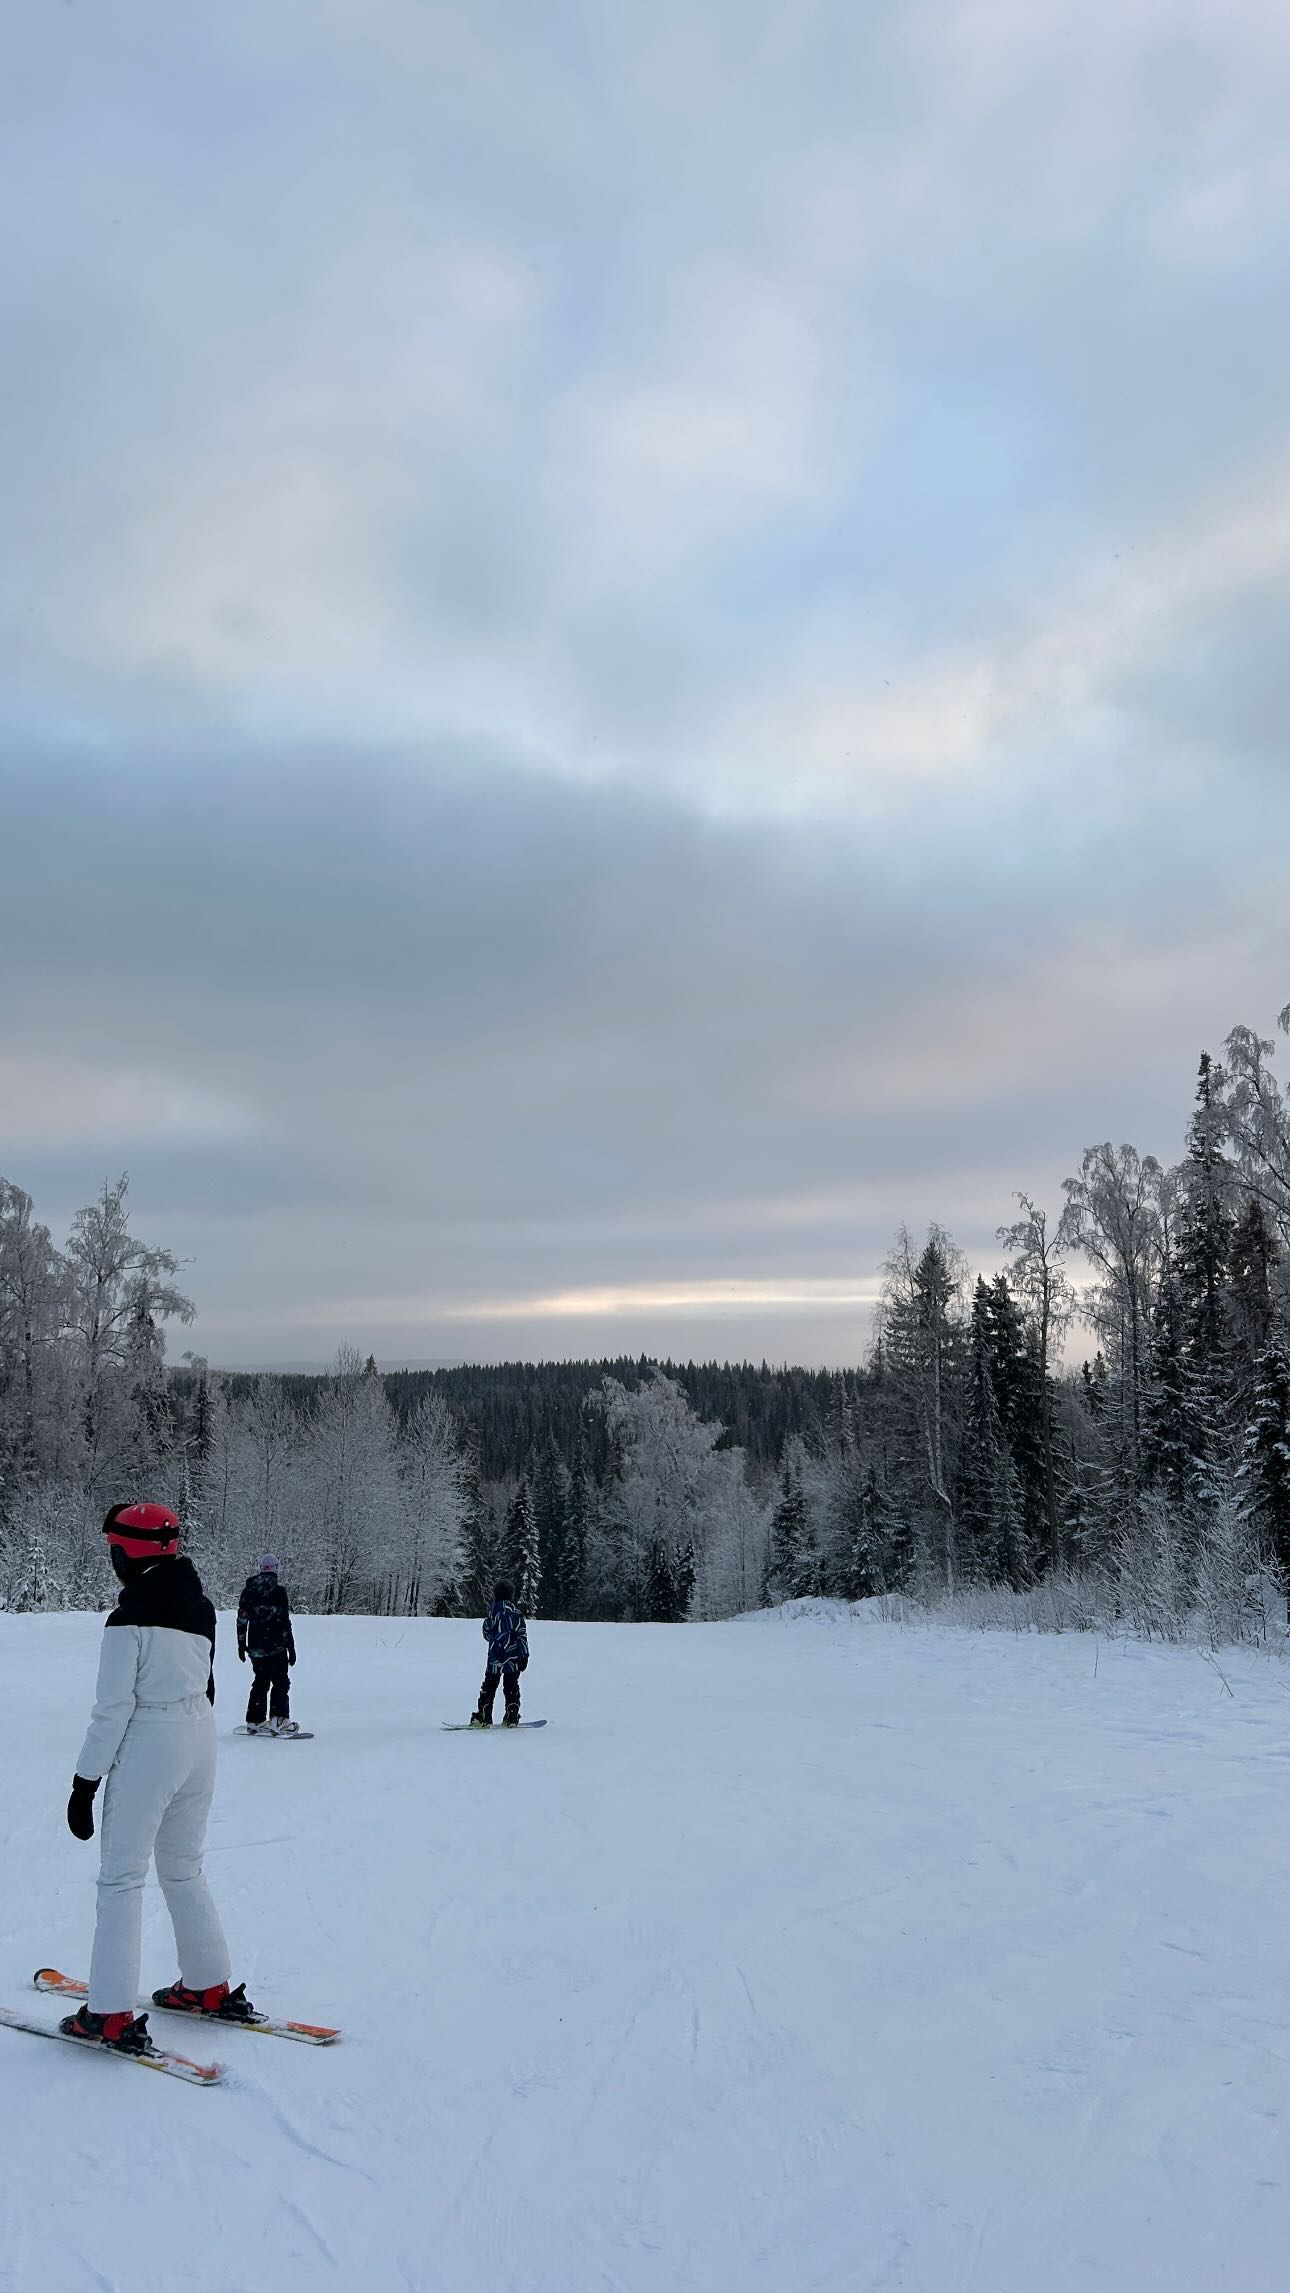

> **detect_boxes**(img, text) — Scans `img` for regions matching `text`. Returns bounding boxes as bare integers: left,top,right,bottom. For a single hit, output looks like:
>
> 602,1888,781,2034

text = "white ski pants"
88,1698,231,2014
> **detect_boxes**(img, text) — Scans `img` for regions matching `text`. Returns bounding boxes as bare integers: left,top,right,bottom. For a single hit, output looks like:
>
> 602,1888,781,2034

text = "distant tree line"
3,1003,1290,1637
182,1357,844,1483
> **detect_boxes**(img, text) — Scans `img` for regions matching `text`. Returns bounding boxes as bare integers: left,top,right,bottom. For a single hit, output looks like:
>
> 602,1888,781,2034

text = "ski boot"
273,1718,300,1736
501,1711,520,1727
469,1712,492,1727
60,2006,157,2056
152,1978,260,2024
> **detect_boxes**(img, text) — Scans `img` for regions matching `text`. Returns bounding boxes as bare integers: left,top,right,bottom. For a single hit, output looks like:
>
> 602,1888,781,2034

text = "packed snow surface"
3,1605,1290,2293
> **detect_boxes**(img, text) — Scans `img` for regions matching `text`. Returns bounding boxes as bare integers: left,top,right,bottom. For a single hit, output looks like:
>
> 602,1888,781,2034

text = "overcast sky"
3,0,1289,1369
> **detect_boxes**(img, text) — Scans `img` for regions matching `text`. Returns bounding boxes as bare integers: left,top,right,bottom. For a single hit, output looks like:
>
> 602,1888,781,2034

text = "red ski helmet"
103,1502,182,1561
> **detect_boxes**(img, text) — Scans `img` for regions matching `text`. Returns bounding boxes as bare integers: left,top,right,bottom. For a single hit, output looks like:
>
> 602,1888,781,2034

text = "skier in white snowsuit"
61,1504,257,2057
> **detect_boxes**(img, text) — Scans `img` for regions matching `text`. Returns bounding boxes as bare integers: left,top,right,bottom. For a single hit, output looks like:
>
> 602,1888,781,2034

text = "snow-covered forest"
3,1007,1289,1635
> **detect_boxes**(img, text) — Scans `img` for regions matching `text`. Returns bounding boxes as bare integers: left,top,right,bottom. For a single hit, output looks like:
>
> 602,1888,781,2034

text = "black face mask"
109,1545,167,1586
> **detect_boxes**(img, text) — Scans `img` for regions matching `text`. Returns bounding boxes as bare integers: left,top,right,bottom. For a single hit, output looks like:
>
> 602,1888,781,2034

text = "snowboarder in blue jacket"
471,1581,529,1727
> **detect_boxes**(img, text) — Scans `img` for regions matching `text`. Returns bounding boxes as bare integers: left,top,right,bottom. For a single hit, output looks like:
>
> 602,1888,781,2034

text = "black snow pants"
246,1652,291,1726
476,1662,523,1723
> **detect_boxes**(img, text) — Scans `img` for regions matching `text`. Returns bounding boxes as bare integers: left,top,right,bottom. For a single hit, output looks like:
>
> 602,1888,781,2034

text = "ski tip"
285,2022,342,2042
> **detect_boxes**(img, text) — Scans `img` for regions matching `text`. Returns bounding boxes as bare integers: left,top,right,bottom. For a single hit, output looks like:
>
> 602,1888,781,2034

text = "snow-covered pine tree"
676,1538,697,1619
1048,1366,1109,1574
189,1358,214,1473
1192,1474,1261,1647
1142,1264,1194,1510
1177,1057,1235,1367
983,1272,1043,1575
121,1290,176,1499
506,1478,541,1612
9,1520,58,1612
1168,1053,1238,1493
956,1279,1029,1585
957,1280,998,1582
881,1225,967,1589
1238,1336,1290,1573
1227,1198,1281,1423
883,1487,918,1593
531,1436,569,1618
642,1536,677,1621
457,1450,502,1614
559,1437,590,1617
815,1380,879,1598
1081,1353,1109,1419
849,1465,892,1595
764,1444,820,1601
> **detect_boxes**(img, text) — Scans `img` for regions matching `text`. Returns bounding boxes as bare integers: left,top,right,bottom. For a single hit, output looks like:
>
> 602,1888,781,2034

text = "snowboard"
0,2003,223,2084
34,1969,340,2046
442,1719,547,1731
233,1725,315,1739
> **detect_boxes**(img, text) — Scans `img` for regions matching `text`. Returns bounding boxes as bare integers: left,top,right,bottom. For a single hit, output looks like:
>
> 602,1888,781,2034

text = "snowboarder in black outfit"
237,1555,299,1735
471,1581,529,1726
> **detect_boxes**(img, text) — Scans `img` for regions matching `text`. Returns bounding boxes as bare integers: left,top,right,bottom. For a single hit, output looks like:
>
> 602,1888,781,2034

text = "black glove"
288,1650,296,1668
67,1776,100,1842
517,1654,529,1674
238,1645,246,1663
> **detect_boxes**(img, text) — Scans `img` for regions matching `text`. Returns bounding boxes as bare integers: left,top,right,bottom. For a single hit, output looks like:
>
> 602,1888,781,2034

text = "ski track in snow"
2,1608,1290,2291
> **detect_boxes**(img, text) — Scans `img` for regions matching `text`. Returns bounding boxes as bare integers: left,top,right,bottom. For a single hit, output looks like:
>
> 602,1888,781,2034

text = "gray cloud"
1,743,1284,1362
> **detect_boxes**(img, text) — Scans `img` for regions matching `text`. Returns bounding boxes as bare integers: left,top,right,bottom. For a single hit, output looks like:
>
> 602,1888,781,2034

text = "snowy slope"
3,1607,1290,2293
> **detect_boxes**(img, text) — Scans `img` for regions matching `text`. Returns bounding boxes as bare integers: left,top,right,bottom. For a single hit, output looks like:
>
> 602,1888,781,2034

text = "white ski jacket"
77,1558,217,1781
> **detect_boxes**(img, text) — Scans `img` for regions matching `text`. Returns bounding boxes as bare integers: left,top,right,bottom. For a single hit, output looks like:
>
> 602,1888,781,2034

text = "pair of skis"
0,1970,341,2085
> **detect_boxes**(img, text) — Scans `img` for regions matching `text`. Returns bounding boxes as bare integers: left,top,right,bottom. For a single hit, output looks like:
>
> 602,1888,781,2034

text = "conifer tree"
457,1451,500,1613
1177,1056,1235,1376
882,1225,965,1587
957,1280,1030,1583
559,1437,590,1617
983,1272,1045,1567
883,1485,918,1593
122,1294,176,1497
851,1467,891,1595
190,1360,214,1470
1239,1337,1290,1571
531,1435,569,1618
507,1478,541,1612
643,1536,676,1621
1142,1266,1193,1508
765,1455,817,1601
1082,1353,1109,1419
1058,1419,1102,1571
1227,1198,1281,1421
